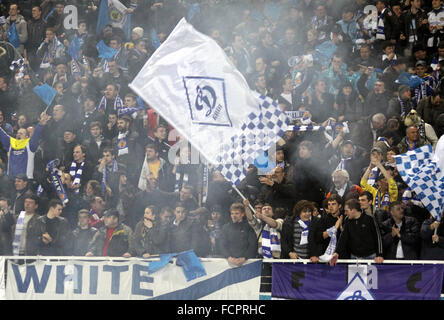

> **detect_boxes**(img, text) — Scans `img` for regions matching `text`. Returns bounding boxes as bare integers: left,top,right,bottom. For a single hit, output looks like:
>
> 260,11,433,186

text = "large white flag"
129,18,264,165
130,18,289,185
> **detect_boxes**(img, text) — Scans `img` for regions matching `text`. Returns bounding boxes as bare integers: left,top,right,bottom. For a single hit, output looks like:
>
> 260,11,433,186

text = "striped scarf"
398,96,406,117
376,10,386,40
297,218,311,245
290,121,349,132
12,211,26,256
261,224,280,258
69,161,84,193
41,37,58,68
375,190,391,211
336,157,352,171
367,167,380,186
117,131,129,156
98,95,123,114
319,225,338,262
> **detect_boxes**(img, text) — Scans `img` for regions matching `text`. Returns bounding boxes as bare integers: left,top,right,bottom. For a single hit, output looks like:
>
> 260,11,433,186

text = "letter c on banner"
407,272,422,293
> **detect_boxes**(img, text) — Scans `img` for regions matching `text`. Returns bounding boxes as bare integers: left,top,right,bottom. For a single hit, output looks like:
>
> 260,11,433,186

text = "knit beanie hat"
132,27,144,38
398,85,410,96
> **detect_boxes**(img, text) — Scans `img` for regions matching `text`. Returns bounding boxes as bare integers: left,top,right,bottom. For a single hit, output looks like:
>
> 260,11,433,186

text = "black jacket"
420,219,444,260
132,221,169,256
71,226,97,256
336,213,383,258
168,217,209,257
380,216,420,259
219,218,258,259
34,215,72,256
308,213,341,258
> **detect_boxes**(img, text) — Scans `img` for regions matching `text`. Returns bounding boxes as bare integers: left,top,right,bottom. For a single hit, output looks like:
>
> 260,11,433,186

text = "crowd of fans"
0,0,442,266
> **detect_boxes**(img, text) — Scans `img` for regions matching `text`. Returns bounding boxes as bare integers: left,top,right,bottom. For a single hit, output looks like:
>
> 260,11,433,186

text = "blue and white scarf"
297,218,311,245
202,164,209,204
98,94,123,114
375,190,391,211
12,211,26,256
47,159,69,204
398,96,406,117
376,9,387,40
117,131,129,156
319,225,338,262
336,157,352,171
69,161,84,193
261,224,280,259
367,167,380,186
40,37,58,68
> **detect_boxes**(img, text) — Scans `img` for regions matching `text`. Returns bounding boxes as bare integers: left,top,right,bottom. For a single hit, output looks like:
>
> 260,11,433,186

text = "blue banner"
271,263,444,300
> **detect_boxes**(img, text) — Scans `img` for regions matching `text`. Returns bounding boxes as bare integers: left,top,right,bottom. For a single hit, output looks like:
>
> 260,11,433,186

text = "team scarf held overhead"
261,224,280,259
69,161,84,193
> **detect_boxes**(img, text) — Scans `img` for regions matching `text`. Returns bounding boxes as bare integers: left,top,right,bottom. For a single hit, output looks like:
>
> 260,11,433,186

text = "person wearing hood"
387,84,414,118
333,81,362,123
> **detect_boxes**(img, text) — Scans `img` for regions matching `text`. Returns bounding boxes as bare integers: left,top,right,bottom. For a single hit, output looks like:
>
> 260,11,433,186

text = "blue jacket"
0,123,43,179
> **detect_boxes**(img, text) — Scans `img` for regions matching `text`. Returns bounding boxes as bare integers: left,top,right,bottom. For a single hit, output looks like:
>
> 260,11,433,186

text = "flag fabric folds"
147,250,206,282
6,22,20,48
96,40,117,60
129,18,289,186
96,0,130,35
395,136,444,221
33,84,57,106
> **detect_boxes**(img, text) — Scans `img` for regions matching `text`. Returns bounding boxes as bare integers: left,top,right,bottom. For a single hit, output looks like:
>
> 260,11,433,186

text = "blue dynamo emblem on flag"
183,76,232,127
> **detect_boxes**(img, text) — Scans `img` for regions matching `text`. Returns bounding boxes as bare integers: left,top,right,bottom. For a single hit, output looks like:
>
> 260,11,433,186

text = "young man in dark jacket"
330,199,384,265
308,194,343,263
219,202,258,267
35,199,71,256
380,201,420,259
71,209,98,256
86,209,133,257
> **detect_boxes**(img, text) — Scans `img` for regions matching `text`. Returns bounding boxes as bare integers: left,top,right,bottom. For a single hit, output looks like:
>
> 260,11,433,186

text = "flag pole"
232,185,255,213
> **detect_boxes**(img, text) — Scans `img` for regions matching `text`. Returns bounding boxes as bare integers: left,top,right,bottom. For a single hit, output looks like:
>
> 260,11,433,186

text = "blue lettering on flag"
103,265,129,295
132,264,154,297
183,76,232,127
12,264,52,293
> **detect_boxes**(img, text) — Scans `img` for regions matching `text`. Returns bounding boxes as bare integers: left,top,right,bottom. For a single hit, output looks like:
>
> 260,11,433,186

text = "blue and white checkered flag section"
395,135,444,221
129,18,289,186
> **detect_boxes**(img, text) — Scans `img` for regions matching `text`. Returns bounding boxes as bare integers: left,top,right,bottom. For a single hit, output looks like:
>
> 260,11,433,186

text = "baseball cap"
415,60,427,67
371,146,383,154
